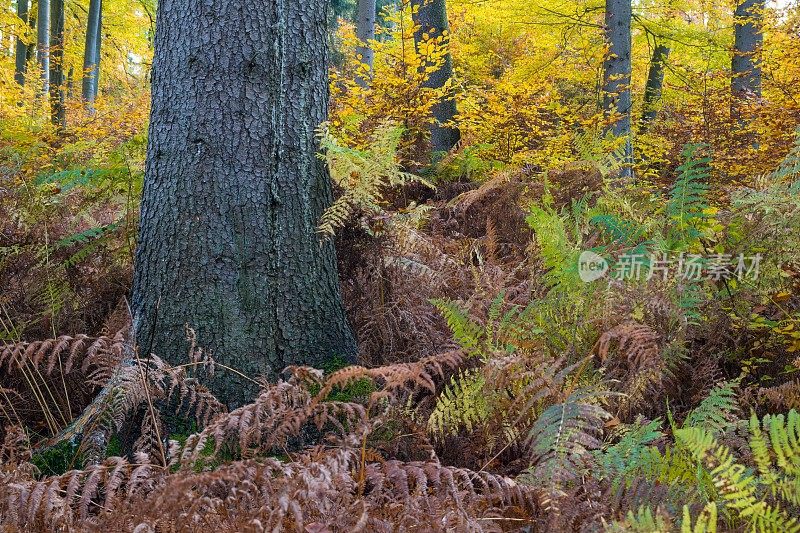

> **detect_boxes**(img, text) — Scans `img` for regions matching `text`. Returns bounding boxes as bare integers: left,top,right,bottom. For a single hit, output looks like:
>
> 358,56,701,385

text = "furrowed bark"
131,0,357,407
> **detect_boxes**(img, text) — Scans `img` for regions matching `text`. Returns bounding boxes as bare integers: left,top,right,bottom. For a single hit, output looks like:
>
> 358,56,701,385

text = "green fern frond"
676,425,800,533
667,143,711,248
427,368,488,436
681,502,718,533
431,299,485,358
683,381,741,436
317,121,433,237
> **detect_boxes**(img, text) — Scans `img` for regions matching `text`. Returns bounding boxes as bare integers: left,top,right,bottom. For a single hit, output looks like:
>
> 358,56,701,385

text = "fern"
666,143,711,249
676,423,800,533
681,502,718,533
427,368,487,435
431,298,485,358
523,388,612,486
683,381,741,436
317,121,433,237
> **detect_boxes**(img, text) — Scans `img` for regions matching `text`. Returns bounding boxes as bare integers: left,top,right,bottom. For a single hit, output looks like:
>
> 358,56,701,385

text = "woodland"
1,0,800,530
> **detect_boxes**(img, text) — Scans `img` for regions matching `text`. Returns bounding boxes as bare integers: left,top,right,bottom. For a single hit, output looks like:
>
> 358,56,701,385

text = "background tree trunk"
132,0,357,407
731,0,763,120
37,0,49,94
412,0,460,155
49,0,65,129
355,0,376,87
640,43,669,131
602,0,632,177
82,0,101,105
14,0,29,86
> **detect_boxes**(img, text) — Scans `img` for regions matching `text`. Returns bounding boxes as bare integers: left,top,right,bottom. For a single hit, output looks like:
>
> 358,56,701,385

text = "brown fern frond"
594,322,666,419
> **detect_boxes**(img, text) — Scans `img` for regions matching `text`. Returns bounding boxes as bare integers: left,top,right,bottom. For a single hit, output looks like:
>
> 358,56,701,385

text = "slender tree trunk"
14,0,29,86
82,0,102,105
640,44,669,131
731,0,764,120
355,0,376,87
412,0,460,155
49,0,65,129
37,0,50,94
602,0,632,177
132,0,357,407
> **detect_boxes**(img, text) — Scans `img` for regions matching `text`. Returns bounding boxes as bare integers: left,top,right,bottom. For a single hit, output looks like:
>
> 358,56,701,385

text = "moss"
32,440,81,477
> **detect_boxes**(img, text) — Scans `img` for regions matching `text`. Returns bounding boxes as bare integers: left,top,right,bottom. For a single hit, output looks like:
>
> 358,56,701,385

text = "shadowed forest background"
2,0,800,530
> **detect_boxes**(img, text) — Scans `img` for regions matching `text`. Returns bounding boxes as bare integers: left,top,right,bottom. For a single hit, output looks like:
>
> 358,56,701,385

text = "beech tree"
14,0,29,86
355,0,376,87
131,0,357,406
640,44,669,131
37,0,50,93
732,0,764,119
82,0,102,105
602,0,632,176
49,0,65,128
412,0,460,154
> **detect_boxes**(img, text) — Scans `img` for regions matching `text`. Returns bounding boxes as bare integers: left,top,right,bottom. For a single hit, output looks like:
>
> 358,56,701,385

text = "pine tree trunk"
49,0,65,129
355,0,376,87
732,0,763,119
14,0,29,86
602,0,632,177
412,0,460,155
640,44,669,131
37,0,50,94
82,0,102,105
131,0,357,407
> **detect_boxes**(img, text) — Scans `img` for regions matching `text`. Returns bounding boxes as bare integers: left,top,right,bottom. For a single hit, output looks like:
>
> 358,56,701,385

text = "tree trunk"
640,44,669,131
14,0,29,86
355,0,376,87
731,0,763,119
37,0,50,94
412,0,460,155
131,0,357,407
602,0,632,177
82,0,102,105
49,0,65,129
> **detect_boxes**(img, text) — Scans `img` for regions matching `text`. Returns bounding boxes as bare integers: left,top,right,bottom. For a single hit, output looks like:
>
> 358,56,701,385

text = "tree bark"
640,44,669,131
131,0,357,407
49,0,65,129
412,0,460,155
14,0,29,86
82,0,102,105
602,0,632,177
355,0,376,87
37,0,50,94
731,0,764,119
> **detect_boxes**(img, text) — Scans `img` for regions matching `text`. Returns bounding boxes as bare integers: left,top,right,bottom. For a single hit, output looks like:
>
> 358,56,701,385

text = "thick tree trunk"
49,0,65,129
731,0,763,119
82,0,102,105
602,0,632,177
355,0,376,87
132,0,357,407
412,0,460,155
640,44,669,131
37,0,50,94
14,0,29,86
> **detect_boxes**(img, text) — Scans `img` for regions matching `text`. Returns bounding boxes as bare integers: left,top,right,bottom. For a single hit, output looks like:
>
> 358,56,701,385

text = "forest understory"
2,0,800,531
